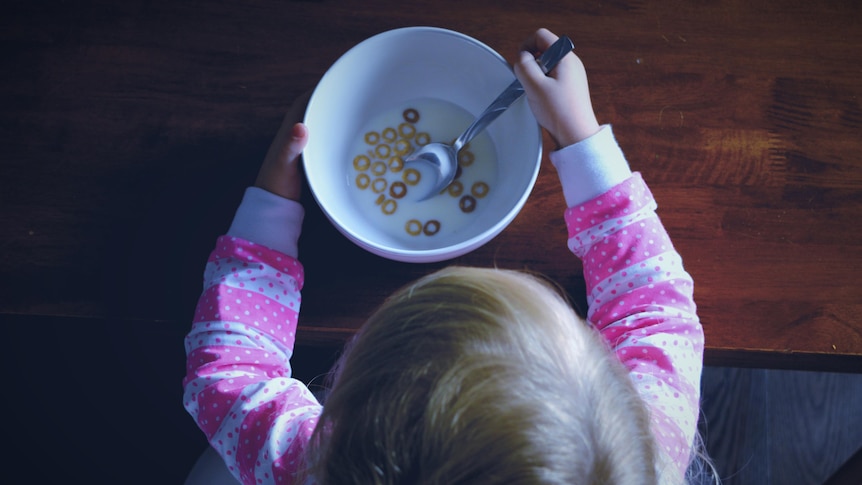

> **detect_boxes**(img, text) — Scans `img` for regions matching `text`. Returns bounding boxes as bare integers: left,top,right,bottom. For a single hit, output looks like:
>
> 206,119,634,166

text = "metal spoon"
404,35,574,200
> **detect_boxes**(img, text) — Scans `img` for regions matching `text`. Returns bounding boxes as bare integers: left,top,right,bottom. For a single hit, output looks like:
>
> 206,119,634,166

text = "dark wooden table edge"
703,347,862,374
3,314,858,374
296,327,862,374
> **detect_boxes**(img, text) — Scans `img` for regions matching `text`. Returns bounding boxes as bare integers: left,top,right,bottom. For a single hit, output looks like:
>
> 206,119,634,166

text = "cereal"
459,195,476,213
471,181,489,198
458,150,475,167
353,155,371,171
350,102,495,240
405,219,422,236
398,122,416,139
365,131,380,145
355,173,370,189
389,181,407,199
394,139,412,156
446,180,464,197
371,161,387,176
381,199,397,215
388,156,404,173
371,178,388,194
375,143,391,159
402,168,421,186
382,127,397,142
423,220,441,236
403,108,420,123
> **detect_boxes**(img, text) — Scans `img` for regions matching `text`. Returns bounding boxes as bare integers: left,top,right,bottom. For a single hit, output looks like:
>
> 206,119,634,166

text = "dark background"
3,1,861,483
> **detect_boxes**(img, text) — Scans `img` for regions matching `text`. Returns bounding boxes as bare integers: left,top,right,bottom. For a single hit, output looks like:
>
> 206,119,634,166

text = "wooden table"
8,0,861,371
4,0,861,372
3,1,861,481
5,0,862,365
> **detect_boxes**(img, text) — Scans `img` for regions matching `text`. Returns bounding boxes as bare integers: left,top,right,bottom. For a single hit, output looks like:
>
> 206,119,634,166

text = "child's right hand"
513,28,601,148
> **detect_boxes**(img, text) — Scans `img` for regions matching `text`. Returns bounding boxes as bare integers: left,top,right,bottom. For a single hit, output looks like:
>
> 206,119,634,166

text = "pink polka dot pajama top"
183,125,704,484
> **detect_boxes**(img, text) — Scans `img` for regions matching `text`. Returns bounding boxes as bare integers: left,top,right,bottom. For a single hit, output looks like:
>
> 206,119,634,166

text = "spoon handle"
453,35,575,150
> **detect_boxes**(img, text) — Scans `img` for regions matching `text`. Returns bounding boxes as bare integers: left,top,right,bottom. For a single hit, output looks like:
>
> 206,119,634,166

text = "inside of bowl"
304,27,541,260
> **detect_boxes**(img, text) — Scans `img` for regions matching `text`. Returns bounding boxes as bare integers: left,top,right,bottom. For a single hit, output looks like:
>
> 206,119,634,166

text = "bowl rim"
303,26,543,263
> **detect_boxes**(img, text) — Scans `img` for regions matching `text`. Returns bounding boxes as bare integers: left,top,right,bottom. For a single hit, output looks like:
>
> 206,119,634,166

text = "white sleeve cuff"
549,125,633,207
227,187,305,258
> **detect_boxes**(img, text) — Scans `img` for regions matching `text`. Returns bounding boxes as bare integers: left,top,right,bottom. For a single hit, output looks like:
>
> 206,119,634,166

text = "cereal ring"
471,181,490,198
403,108,420,123
402,168,421,186
423,220,441,236
394,139,412,156
388,156,404,173
459,195,477,213
371,161,387,176
382,127,398,142
405,219,422,236
381,199,397,215
371,177,388,194
375,143,391,159
389,181,407,199
375,194,385,205
365,131,380,145
415,132,430,146
446,180,463,197
398,122,416,139
355,173,370,189
353,154,371,171
458,150,475,167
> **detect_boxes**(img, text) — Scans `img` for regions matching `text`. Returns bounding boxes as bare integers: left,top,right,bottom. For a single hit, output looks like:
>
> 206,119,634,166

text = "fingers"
255,92,312,201
513,50,547,89
515,28,573,86
285,122,309,164
266,91,312,166
520,28,559,57
266,122,304,167
513,28,601,147
255,121,307,201
515,28,558,86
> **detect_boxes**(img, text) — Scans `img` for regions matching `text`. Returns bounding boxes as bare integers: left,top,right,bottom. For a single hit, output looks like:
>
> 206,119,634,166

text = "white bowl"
303,27,542,263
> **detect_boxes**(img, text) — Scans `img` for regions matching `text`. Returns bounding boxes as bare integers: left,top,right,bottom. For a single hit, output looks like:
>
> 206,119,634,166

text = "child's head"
308,266,658,484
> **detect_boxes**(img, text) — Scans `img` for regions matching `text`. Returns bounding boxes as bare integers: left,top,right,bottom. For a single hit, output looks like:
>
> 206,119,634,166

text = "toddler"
184,28,709,485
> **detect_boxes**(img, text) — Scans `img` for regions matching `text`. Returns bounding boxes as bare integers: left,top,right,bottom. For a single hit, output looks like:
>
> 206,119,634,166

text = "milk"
347,98,497,247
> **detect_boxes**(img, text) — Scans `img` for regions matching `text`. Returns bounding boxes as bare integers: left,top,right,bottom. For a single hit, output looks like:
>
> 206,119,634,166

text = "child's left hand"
255,93,311,202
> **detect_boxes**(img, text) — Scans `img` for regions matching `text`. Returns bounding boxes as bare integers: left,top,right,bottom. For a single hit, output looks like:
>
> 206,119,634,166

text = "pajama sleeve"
551,126,705,483
183,187,322,485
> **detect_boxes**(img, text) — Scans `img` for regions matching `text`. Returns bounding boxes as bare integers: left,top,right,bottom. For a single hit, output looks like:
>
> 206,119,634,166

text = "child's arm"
557,150,703,482
516,29,704,482
183,112,321,485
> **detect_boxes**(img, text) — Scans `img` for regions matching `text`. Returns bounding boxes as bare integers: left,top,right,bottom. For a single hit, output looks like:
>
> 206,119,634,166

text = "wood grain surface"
2,0,861,371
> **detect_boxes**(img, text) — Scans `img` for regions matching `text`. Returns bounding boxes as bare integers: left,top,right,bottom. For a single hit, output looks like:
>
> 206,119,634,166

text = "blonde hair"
305,266,659,484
